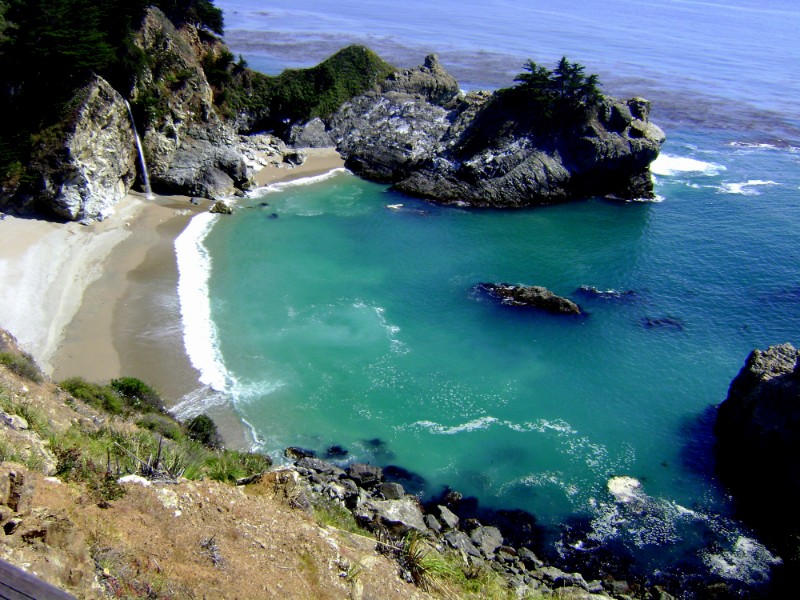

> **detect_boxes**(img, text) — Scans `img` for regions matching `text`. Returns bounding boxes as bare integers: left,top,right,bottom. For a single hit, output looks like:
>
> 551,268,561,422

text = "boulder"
443,530,481,557
715,343,800,546
284,446,316,460
354,496,427,535
209,200,232,215
289,117,335,148
379,54,460,106
347,463,383,489
377,482,405,500
7,75,137,221
437,505,459,530
470,525,504,557
478,283,581,315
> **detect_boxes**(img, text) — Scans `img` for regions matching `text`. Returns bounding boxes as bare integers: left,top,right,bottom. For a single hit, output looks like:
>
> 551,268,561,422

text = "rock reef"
478,283,582,314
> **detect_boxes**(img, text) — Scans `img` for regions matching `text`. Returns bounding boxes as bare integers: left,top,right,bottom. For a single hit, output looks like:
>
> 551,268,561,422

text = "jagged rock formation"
715,343,800,551
322,56,665,206
131,7,253,199
6,76,137,221
478,283,582,314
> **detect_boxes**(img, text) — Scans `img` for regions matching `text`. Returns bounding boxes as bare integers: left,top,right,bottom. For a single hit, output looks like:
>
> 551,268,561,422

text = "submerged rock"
478,283,582,315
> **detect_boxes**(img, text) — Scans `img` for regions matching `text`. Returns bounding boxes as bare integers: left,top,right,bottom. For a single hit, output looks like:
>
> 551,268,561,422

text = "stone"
209,200,233,214
437,505,459,530
289,117,335,148
518,547,543,570
443,530,481,557
377,482,405,500
478,283,581,315
1,412,28,431
346,463,383,489
469,525,503,557
296,458,346,479
354,497,427,535
283,150,307,166
424,514,442,533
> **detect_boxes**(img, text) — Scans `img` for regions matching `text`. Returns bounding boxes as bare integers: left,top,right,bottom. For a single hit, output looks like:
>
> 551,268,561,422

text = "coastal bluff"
1,4,663,221
715,343,800,558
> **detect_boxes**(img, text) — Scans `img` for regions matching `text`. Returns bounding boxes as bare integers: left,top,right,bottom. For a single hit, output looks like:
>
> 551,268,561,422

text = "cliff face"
715,344,800,551
7,76,137,221
131,8,252,198
323,56,665,206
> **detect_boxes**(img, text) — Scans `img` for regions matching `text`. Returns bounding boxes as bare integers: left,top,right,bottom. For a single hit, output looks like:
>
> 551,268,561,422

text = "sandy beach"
0,148,344,448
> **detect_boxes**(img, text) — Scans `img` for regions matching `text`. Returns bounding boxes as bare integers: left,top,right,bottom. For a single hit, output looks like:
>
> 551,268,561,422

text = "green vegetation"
186,413,222,448
216,45,395,136
0,350,44,383
512,56,602,120
0,0,223,194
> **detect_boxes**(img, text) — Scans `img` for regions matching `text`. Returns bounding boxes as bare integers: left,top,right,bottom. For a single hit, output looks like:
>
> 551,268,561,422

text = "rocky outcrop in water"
715,343,800,552
478,283,582,314
131,8,253,199
6,76,137,221
323,56,664,206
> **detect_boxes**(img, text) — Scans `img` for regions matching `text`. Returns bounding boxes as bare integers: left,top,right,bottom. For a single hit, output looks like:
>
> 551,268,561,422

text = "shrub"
110,377,164,413
0,351,44,383
136,413,183,440
185,413,222,448
60,377,122,414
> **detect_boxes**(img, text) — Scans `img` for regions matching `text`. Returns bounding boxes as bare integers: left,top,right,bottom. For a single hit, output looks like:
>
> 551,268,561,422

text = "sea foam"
717,180,778,195
245,167,349,198
650,154,725,176
175,213,231,393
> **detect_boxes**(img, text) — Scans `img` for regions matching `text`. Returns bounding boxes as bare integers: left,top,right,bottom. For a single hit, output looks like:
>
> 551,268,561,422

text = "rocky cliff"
317,56,665,206
5,76,137,221
715,344,800,555
130,7,253,199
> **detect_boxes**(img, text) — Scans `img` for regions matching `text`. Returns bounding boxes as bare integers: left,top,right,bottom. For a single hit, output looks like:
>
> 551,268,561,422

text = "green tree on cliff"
512,56,602,120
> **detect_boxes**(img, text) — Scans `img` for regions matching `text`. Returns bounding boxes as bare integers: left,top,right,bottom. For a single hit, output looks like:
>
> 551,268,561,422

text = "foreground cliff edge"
1,5,663,220
715,343,800,586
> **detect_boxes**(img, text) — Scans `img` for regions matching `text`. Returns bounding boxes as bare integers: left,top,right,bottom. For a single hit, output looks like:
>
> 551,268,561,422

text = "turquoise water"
175,0,800,587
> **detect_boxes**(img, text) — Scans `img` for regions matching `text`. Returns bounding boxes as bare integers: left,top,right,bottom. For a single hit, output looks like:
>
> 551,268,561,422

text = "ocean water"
175,0,800,590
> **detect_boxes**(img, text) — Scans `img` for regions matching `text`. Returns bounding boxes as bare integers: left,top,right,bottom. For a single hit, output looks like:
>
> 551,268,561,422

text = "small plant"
136,413,183,441
400,532,456,592
0,351,44,383
205,449,272,483
311,495,370,535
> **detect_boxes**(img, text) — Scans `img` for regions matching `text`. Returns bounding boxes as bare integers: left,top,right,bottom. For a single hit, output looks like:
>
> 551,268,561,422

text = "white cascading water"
124,100,155,200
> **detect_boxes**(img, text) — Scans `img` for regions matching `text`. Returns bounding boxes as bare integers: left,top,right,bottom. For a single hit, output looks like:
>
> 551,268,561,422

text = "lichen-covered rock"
354,496,427,535
7,76,136,221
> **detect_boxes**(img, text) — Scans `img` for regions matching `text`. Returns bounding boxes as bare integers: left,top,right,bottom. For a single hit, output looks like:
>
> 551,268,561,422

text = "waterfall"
124,100,155,200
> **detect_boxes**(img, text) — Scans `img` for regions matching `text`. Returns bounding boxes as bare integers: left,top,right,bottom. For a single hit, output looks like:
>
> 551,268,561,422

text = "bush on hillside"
0,350,44,383
186,413,222,448
60,377,123,414
110,377,165,413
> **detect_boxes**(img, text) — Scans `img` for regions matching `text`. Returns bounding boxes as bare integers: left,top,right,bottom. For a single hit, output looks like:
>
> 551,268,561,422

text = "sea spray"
124,100,155,200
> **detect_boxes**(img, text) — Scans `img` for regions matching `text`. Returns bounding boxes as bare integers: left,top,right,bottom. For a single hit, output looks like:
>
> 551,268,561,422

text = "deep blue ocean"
175,0,800,591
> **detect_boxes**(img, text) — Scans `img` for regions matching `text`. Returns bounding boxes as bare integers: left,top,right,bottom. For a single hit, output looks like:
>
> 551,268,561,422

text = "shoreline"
0,148,344,448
